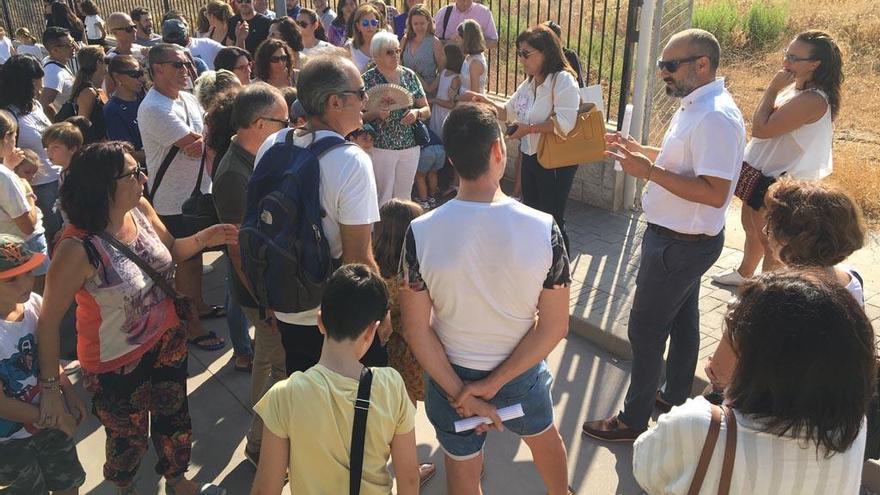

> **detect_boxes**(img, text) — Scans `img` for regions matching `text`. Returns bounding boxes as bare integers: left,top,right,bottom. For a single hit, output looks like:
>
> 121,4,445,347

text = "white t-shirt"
0,293,43,443
15,44,44,59
301,40,334,59
347,41,372,73
633,396,866,495
642,78,745,236
188,37,224,70
41,59,75,111
105,43,146,61
254,128,380,325
400,197,571,371
138,88,209,216
0,166,41,239
7,102,60,186
0,37,13,63
85,14,104,39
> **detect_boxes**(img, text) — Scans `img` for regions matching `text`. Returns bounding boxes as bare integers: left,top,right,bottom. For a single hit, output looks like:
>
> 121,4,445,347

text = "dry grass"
707,0,880,224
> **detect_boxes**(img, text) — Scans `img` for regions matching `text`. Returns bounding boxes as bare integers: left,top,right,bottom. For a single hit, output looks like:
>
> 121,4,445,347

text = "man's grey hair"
147,43,185,69
233,82,285,130
370,31,399,59
672,28,721,72
297,56,357,117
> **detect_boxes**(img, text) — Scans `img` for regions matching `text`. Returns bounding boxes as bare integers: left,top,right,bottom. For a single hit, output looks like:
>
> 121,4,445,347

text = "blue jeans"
618,226,724,431
425,361,555,459
33,181,62,245
225,269,253,358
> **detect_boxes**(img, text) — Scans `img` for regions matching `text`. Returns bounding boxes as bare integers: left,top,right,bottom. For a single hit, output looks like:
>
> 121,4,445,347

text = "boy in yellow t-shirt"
252,264,420,495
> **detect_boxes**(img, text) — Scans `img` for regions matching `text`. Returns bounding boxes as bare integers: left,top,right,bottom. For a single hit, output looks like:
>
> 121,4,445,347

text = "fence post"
0,0,13,33
616,0,641,132
162,0,171,16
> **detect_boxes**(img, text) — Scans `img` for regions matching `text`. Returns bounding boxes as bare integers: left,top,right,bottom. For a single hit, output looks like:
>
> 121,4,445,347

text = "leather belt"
648,223,715,242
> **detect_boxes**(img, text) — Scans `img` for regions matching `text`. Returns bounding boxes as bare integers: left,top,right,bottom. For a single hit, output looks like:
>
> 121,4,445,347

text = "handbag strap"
687,404,722,495
719,405,737,495
147,146,180,201
189,147,207,197
350,367,373,495
95,229,179,301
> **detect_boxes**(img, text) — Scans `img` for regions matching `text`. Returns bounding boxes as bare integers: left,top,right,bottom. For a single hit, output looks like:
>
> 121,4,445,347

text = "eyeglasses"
516,49,536,59
259,116,291,126
112,68,145,78
360,19,380,28
112,25,137,33
656,55,704,73
385,48,401,56
269,54,290,63
154,60,193,70
337,87,367,100
297,20,311,28
115,168,145,181
783,48,814,63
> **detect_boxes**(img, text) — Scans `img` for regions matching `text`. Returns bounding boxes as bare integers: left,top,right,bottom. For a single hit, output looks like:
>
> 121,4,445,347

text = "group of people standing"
0,0,873,494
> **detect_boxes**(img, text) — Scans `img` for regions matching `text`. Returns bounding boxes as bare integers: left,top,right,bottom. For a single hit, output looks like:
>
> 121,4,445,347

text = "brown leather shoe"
582,415,642,442
655,391,673,413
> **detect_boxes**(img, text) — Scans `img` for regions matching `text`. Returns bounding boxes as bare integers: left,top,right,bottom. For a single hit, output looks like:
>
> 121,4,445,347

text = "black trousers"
521,152,577,253
277,321,388,375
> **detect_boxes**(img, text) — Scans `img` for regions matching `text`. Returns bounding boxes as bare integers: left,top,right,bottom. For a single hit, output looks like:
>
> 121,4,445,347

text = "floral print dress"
363,66,426,151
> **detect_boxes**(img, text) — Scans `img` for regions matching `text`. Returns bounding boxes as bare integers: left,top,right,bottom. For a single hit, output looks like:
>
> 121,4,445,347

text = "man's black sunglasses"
656,55,704,73
338,87,367,100
154,60,193,69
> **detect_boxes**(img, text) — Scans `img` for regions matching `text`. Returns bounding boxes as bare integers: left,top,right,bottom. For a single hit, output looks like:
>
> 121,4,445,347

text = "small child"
13,28,45,59
347,123,376,151
428,44,464,136
252,264,419,495
0,234,86,494
42,122,83,170
413,129,445,209
81,0,106,46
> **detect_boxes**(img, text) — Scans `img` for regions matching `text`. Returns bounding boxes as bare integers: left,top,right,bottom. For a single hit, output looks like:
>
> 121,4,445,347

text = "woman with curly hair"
712,30,844,287
253,38,296,89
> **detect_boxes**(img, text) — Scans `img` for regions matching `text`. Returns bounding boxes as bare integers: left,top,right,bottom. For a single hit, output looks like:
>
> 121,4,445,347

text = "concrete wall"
502,137,622,211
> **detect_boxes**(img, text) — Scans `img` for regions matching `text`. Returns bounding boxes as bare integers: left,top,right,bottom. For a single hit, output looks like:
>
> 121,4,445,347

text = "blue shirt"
103,95,144,150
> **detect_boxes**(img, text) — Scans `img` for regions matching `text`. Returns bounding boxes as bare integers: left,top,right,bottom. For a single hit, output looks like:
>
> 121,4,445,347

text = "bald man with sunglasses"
582,29,746,442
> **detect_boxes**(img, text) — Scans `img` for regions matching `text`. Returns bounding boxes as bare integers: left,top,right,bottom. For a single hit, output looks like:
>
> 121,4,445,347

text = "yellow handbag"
537,75,607,169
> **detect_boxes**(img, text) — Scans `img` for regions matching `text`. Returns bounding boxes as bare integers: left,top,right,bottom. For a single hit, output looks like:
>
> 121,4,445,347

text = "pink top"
433,2,498,42
60,207,180,373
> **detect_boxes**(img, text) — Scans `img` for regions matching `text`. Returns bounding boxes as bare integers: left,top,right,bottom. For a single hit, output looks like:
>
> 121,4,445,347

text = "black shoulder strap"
441,5,454,40
96,229,178,300
148,146,180,201
189,147,207,197
43,59,73,75
350,367,373,495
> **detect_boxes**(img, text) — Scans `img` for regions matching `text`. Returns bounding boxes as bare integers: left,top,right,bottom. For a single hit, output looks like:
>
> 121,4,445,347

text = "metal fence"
2,0,638,118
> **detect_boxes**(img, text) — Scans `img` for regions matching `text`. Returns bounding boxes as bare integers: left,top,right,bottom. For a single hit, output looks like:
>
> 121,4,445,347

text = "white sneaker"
711,269,747,287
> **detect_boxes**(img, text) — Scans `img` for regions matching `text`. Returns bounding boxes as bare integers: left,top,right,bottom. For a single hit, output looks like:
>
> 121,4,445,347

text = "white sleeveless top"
460,53,487,94
347,41,373,73
429,70,458,135
744,87,833,181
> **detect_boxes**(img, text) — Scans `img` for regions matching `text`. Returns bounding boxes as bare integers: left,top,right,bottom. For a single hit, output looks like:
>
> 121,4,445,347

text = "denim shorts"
425,361,555,460
417,145,446,174
25,233,50,276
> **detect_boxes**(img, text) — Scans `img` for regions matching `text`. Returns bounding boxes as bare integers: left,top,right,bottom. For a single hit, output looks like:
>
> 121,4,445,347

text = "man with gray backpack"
240,55,385,376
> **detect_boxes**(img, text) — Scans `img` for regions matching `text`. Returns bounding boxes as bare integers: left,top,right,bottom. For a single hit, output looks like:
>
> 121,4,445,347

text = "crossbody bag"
350,367,373,495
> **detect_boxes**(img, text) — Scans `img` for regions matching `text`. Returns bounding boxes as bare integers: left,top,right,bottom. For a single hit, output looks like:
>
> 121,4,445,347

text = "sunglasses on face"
155,60,193,70
656,55,703,73
113,25,137,33
113,68,145,78
270,54,290,63
337,87,367,100
516,49,536,59
360,19,380,28
783,48,814,63
259,116,291,126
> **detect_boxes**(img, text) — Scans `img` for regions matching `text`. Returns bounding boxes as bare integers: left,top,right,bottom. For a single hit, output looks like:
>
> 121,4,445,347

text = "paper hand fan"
365,83,413,113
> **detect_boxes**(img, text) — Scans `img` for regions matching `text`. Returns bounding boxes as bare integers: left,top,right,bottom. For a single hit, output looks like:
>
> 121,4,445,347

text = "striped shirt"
633,396,866,495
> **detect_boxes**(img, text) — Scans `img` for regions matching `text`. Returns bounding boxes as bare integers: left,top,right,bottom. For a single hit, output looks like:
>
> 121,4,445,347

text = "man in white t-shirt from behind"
399,103,572,494
38,27,76,121
253,56,384,376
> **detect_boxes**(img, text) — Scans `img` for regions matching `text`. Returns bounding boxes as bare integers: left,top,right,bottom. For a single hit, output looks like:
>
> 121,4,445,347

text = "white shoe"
711,269,747,287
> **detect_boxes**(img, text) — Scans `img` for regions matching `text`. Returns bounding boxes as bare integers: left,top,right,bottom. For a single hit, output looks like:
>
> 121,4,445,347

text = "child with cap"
0,234,86,494
251,264,419,495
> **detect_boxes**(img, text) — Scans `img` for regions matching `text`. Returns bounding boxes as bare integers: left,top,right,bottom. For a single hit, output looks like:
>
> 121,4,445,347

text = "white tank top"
744,87,833,180
460,53,487,94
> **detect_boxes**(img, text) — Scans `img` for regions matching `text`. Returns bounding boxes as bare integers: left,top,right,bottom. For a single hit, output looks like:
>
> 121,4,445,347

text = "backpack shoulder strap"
309,135,351,158
349,367,373,495
43,59,72,75
441,5,454,40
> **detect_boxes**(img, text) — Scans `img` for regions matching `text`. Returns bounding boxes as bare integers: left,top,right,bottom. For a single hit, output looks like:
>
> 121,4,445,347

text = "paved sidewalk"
563,199,880,391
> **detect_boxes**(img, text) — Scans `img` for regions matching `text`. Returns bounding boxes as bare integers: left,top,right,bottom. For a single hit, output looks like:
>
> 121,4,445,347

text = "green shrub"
743,1,788,50
692,0,739,47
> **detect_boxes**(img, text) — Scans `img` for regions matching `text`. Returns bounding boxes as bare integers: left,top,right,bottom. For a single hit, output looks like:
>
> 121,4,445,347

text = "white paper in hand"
579,85,605,114
453,404,525,433
615,104,634,172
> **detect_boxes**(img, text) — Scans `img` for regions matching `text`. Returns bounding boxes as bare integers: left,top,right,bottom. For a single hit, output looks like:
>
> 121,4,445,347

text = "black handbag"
181,149,219,234
412,119,430,146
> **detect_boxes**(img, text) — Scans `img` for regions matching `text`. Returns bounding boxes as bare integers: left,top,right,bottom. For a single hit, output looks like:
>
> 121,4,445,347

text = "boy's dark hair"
42,26,70,47
442,103,500,180
320,264,388,342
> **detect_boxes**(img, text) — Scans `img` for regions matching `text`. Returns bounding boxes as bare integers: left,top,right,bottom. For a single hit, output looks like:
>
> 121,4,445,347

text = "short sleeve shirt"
362,67,426,150
433,2,498,42
228,14,271,54
41,59,75,110
254,365,415,494
0,165,35,239
188,37,224,70
103,95,144,150
7,102,60,186
0,293,43,442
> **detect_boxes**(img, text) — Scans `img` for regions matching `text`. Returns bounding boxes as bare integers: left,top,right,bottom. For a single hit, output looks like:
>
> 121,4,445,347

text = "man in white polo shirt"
400,103,572,494
582,29,745,441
